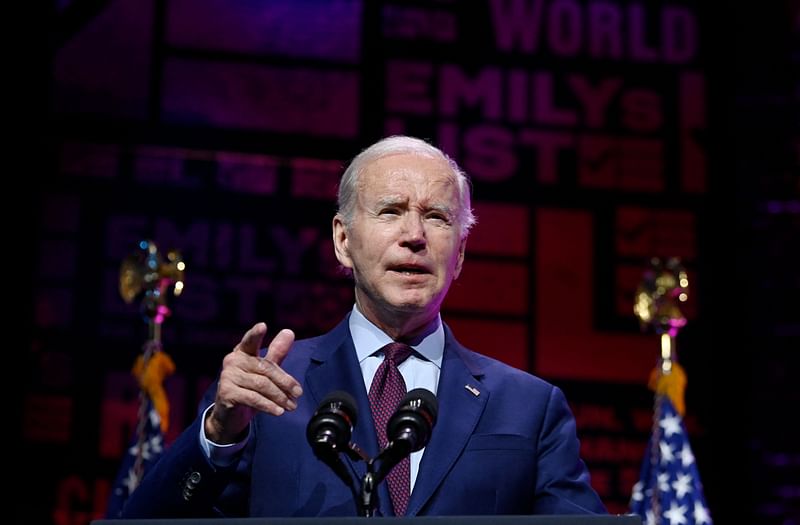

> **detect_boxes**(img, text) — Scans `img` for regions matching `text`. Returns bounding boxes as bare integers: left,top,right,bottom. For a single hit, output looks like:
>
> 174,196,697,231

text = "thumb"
236,322,267,357
264,328,295,365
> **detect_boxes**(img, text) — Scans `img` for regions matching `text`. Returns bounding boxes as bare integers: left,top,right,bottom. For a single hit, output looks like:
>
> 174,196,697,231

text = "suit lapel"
406,328,487,516
302,317,486,517
304,316,390,512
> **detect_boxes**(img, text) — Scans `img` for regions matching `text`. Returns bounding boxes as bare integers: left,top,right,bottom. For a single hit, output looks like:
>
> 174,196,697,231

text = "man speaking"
120,135,606,518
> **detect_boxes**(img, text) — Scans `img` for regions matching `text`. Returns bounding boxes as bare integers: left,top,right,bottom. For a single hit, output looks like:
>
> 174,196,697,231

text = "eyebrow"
374,197,454,216
374,196,406,209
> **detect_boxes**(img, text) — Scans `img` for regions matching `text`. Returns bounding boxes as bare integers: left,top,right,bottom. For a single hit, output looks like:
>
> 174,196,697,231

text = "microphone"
374,388,438,482
306,390,358,458
307,391,362,509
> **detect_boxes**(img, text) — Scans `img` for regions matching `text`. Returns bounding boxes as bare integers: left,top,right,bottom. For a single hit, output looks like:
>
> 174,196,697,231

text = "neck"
355,298,439,343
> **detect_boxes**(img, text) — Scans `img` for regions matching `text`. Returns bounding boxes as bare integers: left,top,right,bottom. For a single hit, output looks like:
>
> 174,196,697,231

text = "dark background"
16,1,799,524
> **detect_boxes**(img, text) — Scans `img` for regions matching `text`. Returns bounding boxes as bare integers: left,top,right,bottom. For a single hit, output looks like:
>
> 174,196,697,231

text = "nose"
399,213,426,251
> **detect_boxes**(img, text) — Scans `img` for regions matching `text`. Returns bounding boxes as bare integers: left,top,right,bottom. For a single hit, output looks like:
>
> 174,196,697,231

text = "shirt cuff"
199,404,251,467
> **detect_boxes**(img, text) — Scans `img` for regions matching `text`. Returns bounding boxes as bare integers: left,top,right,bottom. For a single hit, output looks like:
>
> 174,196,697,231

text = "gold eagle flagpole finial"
633,256,689,413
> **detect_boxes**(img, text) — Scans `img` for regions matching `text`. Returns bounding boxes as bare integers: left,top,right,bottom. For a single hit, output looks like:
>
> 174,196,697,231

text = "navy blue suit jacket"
121,315,605,518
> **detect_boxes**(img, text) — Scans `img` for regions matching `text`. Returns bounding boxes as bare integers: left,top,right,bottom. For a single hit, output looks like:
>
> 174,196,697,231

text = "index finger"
235,322,267,357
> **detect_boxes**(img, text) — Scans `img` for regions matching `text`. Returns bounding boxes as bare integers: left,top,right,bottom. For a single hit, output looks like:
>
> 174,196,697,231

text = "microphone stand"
360,439,413,517
341,442,390,517
360,464,379,517
310,426,385,516
340,442,379,517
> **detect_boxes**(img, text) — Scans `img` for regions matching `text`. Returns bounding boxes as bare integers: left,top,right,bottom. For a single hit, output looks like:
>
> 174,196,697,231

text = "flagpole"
132,339,160,487
119,240,185,491
630,257,713,524
633,257,691,525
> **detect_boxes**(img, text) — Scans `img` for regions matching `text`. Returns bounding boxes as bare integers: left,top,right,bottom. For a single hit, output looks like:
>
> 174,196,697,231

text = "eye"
426,212,451,224
379,207,401,216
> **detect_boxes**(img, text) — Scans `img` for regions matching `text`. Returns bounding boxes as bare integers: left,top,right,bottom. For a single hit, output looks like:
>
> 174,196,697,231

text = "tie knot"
381,342,413,365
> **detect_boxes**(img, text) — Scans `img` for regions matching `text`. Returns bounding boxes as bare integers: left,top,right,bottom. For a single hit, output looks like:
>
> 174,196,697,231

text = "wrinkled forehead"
358,152,458,194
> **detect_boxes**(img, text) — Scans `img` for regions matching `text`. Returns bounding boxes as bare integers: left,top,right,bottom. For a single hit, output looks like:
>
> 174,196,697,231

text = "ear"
332,214,354,269
453,237,467,280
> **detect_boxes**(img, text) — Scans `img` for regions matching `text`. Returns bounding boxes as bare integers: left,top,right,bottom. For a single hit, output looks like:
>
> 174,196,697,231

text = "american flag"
630,395,713,525
104,398,165,518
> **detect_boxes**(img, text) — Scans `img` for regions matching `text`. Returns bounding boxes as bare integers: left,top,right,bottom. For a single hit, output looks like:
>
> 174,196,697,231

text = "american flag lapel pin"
464,384,481,397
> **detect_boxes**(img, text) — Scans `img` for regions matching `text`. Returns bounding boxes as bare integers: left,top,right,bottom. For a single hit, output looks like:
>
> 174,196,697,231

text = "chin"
387,294,441,314
388,301,427,313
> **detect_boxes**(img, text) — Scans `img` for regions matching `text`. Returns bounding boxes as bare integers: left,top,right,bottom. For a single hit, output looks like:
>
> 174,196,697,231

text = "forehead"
358,153,458,199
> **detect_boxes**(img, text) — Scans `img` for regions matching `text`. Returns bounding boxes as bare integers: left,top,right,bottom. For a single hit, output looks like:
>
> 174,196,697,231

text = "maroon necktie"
368,342,413,516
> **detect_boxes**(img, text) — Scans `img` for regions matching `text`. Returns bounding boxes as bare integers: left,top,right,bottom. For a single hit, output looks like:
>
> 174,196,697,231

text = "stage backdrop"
25,1,717,524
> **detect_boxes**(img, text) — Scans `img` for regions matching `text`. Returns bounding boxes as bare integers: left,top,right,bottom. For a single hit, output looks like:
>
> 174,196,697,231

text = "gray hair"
336,135,476,238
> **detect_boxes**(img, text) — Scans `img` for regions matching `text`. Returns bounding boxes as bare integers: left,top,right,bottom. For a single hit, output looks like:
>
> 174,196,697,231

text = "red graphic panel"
578,136,664,192
445,260,528,315
52,476,110,525
616,207,696,260
469,202,529,256
535,208,654,383
445,318,528,371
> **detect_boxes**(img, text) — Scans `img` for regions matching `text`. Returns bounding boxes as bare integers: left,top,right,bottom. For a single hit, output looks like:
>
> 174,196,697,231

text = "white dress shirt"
349,305,443,491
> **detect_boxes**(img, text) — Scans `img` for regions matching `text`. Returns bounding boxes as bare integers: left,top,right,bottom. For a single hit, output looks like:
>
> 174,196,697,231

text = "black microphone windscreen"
320,390,358,424
402,388,438,422
306,390,358,453
384,388,438,455
306,391,359,492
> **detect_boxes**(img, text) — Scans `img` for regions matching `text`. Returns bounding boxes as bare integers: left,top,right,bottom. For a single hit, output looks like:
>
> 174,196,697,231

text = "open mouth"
390,264,429,275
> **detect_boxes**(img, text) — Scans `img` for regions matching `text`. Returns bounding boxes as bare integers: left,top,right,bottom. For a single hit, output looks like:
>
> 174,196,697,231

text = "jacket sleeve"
120,414,248,518
531,385,607,514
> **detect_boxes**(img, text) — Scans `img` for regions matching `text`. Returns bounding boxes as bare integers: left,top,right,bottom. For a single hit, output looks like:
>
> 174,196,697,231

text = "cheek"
369,229,398,251
351,238,384,266
437,239,463,263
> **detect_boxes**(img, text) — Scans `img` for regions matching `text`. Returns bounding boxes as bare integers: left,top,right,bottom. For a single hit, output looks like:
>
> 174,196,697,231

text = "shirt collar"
349,305,444,369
